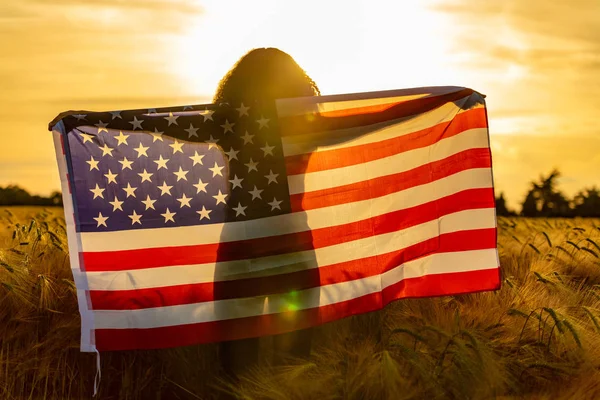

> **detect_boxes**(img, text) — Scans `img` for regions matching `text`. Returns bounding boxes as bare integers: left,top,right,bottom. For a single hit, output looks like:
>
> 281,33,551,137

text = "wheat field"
1,207,600,399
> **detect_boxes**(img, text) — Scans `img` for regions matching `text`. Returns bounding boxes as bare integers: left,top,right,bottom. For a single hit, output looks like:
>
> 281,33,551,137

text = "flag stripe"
78,208,496,291
89,227,497,310
82,187,494,271
79,167,493,252
287,128,489,195
284,107,487,176
290,148,491,212
91,248,499,329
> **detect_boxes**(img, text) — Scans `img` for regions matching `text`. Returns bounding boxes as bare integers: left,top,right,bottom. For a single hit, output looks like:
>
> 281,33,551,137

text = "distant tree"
520,169,573,217
495,192,516,216
0,185,62,206
573,187,600,217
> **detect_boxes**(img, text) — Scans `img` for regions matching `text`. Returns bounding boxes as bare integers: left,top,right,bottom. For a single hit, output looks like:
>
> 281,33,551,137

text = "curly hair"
213,48,320,104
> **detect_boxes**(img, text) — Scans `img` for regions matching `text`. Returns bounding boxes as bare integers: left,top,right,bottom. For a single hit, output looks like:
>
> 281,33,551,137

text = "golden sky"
1,0,599,210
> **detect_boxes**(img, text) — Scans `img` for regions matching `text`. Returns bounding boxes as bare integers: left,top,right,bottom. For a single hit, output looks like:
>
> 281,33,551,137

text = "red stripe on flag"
82,188,495,272
285,107,487,176
89,228,497,310
290,148,492,212
93,268,500,351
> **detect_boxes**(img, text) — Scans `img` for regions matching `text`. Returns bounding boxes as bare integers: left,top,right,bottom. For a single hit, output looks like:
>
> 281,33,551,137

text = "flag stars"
241,131,254,145
161,208,176,223
236,103,250,117
196,206,212,221
249,186,263,200
193,178,209,194
86,156,99,171
261,142,275,157
109,110,122,120
232,203,247,217
213,190,228,205
265,170,279,185
138,169,153,183
73,114,87,121
128,210,143,225
99,143,114,157
115,131,129,146
150,128,163,142
154,155,169,170
93,212,109,228
229,175,243,189
269,198,283,211
173,167,189,182
129,116,144,130
158,181,173,196
104,169,118,184
225,147,239,161
257,116,270,129
245,158,259,173
109,196,124,211
119,157,134,170
134,143,149,158
79,132,94,144
209,162,225,177
95,121,109,133
177,193,192,208
221,119,235,134
199,109,214,122
164,112,179,126
123,183,137,198
185,124,199,138
206,135,219,149
141,195,157,210
169,140,184,154
189,151,205,166
89,184,105,199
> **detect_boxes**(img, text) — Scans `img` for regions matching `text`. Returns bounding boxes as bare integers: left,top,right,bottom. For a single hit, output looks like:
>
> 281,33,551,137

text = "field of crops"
2,207,600,399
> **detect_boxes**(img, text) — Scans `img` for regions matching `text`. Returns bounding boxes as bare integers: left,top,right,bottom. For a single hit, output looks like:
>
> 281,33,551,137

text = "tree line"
0,185,62,206
496,169,600,218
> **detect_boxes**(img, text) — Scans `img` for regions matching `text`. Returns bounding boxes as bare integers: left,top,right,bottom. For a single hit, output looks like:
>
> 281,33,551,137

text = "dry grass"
2,207,600,399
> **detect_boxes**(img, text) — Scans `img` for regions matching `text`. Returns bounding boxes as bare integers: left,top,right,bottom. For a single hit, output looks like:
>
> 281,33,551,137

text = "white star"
89,184,105,199
79,132,94,144
261,142,275,157
206,135,219,150
268,197,283,211
93,212,109,227
225,147,239,161
189,151,205,166
141,195,157,210
104,169,118,184
209,162,224,177
169,140,184,154
245,158,259,173
236,103,250,117
229,175,243,189
177,193,192,208
221,119,235,134
109,196,124,211
129,116,144,130
193,178,208,194
265,170,279,185
137,169,153,183
161,208,176,223
196,206,212,221
73,114,87,121
134,143,149,158
147,108,157,114
158,181,173,196
153,155,169,170
115,131,129,146
150,128,163,142
128,210,142,225
109,111,122,120
173,167,189,182
95,121,109,133
183,105,194,111
99,143,114,157
185,124,199,138
123,182,137,198
199,109,214,122
213,190,228,205
86,156,99,171
241,131,254,145
119,157,134,170
164,112,179,126
257,116,270,129
249,186,263,200
232,202,247,217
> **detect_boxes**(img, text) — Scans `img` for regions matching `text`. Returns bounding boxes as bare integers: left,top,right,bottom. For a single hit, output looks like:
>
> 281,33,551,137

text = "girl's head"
213,48,320,104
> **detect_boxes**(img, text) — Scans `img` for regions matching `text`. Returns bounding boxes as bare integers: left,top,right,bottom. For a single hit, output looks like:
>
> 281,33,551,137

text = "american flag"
50,86,500,352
